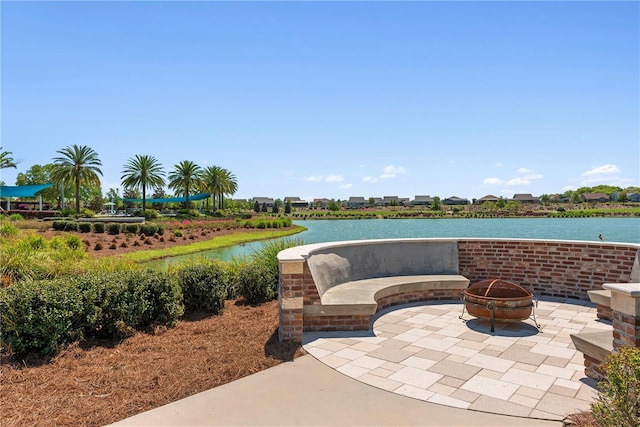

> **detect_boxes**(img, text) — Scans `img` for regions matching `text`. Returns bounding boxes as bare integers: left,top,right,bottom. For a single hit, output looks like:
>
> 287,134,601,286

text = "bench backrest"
307,240,460,296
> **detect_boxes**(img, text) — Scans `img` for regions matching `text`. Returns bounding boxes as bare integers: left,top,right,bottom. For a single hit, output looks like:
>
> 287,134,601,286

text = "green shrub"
237,261,276,304
107,222,121,235
52,221,67,231
64,235,83,250
134,209,159,220
92,222,105,233
78,222,92,233
176,261,229,314
8,213,24,221
56,208,75,218
173,230,183,238
0,270,183,356
125,223,140,234
592,346,640,427
0,279,86,356
155,224,165,235
64,221,78,232
0,222,18,237
80,208,95,218
140,224,158,237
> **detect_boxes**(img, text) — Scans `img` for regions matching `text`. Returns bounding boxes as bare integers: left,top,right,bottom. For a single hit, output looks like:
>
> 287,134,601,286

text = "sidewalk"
109,355,561,427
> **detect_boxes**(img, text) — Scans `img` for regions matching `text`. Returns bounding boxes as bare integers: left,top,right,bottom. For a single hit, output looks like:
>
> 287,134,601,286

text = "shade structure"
0,184,53,198
122,193,211,204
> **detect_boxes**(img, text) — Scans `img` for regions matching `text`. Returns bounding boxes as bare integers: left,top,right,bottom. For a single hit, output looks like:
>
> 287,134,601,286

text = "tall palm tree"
200,166,239,210
168,160,202,209
0,146,17,169
218,168,238,210
51,145,103,215
121,154,165,211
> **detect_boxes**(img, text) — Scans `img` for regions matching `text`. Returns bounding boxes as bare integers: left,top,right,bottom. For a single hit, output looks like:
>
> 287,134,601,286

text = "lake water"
146,217,640,268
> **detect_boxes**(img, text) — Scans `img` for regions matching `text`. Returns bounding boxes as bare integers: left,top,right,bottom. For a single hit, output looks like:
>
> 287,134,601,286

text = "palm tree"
51,145,103,215
168,160,202,209
0,146,17,169
218,168,238,210
200,166,238,210
121,154,165,211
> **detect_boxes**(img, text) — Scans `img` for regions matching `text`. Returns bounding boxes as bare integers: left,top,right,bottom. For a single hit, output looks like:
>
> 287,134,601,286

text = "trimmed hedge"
0,270,183,356
78,222,92,233
140,224,158,237
176,262,229,314
93,222,105,233
237,261,276,304
107,222,121,235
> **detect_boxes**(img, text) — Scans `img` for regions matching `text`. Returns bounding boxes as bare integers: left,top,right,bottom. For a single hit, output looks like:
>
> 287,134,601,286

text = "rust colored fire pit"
460,278,537,332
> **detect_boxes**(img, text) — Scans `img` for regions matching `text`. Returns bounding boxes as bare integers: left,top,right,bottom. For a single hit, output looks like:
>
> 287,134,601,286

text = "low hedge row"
0,270,183,356
52,221,164,236
0,238,301,357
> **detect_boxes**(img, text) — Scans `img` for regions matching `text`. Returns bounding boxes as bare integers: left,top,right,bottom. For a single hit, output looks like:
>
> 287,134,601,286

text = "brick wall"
458,240,637,300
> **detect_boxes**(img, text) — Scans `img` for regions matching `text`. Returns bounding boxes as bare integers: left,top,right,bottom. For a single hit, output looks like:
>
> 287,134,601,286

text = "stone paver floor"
303,297,610,421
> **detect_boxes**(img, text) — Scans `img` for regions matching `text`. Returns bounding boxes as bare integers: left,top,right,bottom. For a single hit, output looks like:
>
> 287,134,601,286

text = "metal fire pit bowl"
460,278,539,332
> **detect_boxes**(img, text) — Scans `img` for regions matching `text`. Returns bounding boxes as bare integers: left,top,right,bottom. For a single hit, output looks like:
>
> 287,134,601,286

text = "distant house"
442,196,469,205
399,197,410,206
512,194,540,204
581,193,609,203
382,196,400,206
252,197,275,208
628,193,640,203
549,194,570,203
475,195,499,204
312,198,331,209
347,196,367,208
412,195,434,206
284,197,309,209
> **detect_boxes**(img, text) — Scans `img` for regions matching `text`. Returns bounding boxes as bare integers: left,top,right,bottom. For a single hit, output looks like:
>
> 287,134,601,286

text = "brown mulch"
0,300,304,427
39,226,255,259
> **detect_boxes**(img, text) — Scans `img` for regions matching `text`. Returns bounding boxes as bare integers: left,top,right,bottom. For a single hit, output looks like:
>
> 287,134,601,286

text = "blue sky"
1,1,638,202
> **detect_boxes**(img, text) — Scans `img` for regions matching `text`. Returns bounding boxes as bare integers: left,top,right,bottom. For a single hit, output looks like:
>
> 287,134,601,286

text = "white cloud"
506,177,531,186
382,165,406,175
339,183,352,189
363,176,378,183
326,175,344,183
378,165,406,179
580,164,625,186
483,177,504,185
306,174,344,183
517,168,531,174
581,164,621,177
523,173,544,180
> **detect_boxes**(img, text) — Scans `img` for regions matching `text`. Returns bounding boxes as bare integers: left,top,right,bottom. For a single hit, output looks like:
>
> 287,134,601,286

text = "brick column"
603,283,640,349
278,260,305,342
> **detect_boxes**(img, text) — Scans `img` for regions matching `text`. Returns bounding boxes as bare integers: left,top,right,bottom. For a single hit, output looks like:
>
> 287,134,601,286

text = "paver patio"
303,297,608,421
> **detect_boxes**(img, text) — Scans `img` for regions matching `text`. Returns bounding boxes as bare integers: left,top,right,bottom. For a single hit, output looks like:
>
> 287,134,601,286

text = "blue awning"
0,184,53,198
122,193,211,203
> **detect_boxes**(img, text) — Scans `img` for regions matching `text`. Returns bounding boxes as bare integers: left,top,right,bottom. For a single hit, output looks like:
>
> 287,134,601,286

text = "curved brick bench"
278,238,640,343
279,239,470,339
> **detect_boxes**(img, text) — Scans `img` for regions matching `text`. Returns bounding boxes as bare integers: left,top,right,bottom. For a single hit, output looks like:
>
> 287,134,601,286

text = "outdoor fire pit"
460,278,539,332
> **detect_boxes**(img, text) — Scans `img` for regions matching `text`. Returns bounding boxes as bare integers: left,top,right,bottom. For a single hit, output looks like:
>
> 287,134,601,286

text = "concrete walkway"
110,354,560,427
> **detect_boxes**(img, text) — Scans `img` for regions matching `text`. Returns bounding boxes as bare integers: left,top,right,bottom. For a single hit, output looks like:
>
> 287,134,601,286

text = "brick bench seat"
304,274,470,317
587,289,612,321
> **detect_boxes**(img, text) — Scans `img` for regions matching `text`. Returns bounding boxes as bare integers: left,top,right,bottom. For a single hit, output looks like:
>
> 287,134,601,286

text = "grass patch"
121,225,306,263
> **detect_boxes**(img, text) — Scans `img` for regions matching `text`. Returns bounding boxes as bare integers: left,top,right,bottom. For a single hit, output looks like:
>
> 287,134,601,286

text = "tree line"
0,145,238,215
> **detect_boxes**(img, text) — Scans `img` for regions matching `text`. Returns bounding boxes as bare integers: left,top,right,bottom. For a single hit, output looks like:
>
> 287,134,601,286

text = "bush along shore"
0,216,302,358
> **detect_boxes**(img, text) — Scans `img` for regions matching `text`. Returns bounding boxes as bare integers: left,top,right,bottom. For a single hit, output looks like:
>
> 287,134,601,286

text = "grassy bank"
121,225,306,263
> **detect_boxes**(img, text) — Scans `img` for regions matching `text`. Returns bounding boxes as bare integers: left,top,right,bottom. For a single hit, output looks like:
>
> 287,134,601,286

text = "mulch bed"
0,299,303,427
